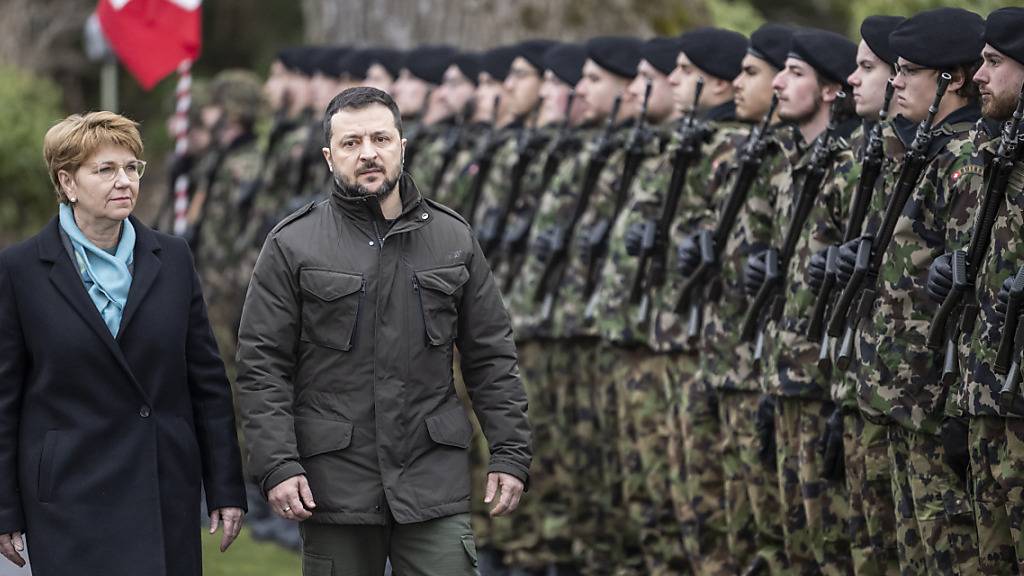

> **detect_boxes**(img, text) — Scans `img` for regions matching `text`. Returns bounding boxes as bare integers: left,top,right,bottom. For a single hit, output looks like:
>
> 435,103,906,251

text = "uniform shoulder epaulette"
424,198,470,228
270,199,321,235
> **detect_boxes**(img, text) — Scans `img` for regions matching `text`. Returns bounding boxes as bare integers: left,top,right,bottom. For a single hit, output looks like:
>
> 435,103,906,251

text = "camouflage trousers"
968,416,1024,575
774,398,852,576
664,354,733,575
614,348,690,575
717,389,788,574
583,343,645,575
886,424,980,575
842,413,900,576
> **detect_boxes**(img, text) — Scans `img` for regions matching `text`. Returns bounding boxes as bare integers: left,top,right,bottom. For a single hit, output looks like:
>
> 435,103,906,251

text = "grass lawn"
202,528,300,575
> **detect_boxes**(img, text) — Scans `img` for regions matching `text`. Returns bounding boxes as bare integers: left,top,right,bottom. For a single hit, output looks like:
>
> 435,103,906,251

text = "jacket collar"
37,215,159,399
702,100,737,123
330,172,431,235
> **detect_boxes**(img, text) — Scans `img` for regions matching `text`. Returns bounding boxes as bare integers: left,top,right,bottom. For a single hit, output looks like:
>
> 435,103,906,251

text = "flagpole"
172,59,193,237
101,60,118,112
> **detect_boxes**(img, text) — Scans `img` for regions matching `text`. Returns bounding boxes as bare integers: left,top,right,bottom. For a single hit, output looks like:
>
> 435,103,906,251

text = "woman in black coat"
0,112,246,575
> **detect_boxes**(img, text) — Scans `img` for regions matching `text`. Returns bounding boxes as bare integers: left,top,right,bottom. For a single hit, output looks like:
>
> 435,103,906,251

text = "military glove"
533,227,559,263
575,225,595,264
624,221,647,257
836,238,860,288
995,274,1015,324
676,234,701,278
755,394,777,466
940,416,970,485
819,406,845,481
927,252,954,304
743,251,769,297
807,248,829,294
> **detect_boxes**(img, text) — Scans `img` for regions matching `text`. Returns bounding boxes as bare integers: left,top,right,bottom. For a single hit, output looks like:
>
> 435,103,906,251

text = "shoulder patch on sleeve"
270,200,320,235
424,198,470,228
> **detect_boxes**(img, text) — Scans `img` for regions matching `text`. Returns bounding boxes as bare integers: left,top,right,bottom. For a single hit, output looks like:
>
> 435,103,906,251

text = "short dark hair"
944,60,981,104
323,87,403,144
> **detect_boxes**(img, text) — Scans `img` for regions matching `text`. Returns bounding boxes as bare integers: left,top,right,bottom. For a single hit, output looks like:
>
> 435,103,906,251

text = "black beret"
985,7,1024,66
340,49,374,79
451,52,481,85
515,40,560,73
789,29,857,85
678,27,748,81
480,46,518,82
294,46,329,76
366,48,405,79
889,8,984,69
585,36,643,79
749,23,795,70
641,37,681,76
320,47,354,77
860,15,905,66
543,43,587,86
405,45,457,85
276,47,304,72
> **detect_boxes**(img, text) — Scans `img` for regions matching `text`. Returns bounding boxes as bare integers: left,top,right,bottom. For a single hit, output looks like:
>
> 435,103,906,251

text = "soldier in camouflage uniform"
926,9,1024,574
393,45,456,175
190,70,264,377
673,24,792,575
829,16,905,576
746,29,858,576
614,28,748,576
495,43,588,575
526,36,645,575
837,8,985,575
583,36,689,576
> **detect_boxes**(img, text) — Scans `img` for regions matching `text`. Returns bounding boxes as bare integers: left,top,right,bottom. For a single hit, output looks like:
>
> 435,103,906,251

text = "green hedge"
0,65,63,247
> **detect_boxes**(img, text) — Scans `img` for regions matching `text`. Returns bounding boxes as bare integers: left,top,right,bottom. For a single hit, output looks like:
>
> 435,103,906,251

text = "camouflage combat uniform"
698,124,788,574
760,123,858,576
855,106,982,575
951,118,1024,575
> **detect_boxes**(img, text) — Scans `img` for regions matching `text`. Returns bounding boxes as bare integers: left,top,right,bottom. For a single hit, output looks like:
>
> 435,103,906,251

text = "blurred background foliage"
1,0,1018,248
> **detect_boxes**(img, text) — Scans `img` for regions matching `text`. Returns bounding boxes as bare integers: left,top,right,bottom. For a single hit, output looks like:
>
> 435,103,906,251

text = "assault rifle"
629,77,710,323
740,92,847,365
401,87,434,173
928,79,1024,386
674,94,779,345
582,79,653,304
998,267,1024,413
810,80,895,371
534,95,622,322
828,73,952,371
466,94,502,228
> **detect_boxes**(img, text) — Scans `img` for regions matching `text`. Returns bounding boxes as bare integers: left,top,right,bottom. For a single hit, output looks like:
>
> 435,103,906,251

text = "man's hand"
484,472,524,517
209,507,245,552
268,474,316,521
0,531,25,567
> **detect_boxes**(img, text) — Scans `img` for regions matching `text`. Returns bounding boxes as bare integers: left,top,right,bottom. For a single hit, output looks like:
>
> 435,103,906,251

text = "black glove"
995,274,1015,325
807,248,829,294
927,252,954,304
755,394,777,466
575,225,595,264
836,238,860,288
533,227,559,263
676,234,701,278
940,416,970,485
744,251,768,297
819,406,845,481
624,221,647,257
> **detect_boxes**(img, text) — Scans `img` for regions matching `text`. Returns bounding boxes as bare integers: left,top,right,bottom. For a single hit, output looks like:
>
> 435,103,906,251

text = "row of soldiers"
161,7,1024,576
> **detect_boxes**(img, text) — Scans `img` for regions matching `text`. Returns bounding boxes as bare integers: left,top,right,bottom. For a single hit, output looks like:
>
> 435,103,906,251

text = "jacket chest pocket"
299,269,365,351
413,264,470,346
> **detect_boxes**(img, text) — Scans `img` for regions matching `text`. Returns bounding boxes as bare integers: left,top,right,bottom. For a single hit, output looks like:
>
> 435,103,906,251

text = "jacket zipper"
412,275,431,345
351,278,366,349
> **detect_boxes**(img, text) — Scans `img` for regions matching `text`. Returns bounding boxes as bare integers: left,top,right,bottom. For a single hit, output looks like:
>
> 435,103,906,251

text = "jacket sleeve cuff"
0,503,25,535
487,460,531,492
205,486,249,515
260,461,307,497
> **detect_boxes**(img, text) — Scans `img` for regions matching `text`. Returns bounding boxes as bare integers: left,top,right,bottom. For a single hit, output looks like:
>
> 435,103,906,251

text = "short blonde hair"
43,111,143,204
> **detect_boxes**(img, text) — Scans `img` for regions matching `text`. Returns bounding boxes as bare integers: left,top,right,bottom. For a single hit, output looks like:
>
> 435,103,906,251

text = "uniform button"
139,405,151,418
421,212,428,220
369,240,375,246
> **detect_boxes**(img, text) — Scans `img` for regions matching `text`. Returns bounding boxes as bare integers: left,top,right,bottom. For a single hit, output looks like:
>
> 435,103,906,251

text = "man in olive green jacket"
235,86,531,576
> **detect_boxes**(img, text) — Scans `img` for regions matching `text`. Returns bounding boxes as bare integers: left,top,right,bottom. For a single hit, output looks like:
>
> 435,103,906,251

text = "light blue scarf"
58,203,136,337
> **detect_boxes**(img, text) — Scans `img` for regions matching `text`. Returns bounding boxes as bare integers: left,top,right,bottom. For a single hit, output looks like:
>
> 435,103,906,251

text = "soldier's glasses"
90,160,147,182
894,63,933,79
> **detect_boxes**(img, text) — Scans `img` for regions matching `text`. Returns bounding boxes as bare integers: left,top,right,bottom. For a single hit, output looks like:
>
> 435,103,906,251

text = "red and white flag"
96,0,202,90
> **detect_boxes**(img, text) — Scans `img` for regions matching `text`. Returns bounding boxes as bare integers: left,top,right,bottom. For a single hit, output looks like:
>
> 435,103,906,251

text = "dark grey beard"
332,170,399,200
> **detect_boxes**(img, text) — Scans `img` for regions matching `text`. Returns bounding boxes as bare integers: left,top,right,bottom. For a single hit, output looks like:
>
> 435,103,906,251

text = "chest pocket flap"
299,269,365,351
414,264,470,345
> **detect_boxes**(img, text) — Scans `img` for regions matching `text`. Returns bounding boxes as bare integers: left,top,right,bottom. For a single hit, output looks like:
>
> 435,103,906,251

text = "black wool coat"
0,217,246,576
